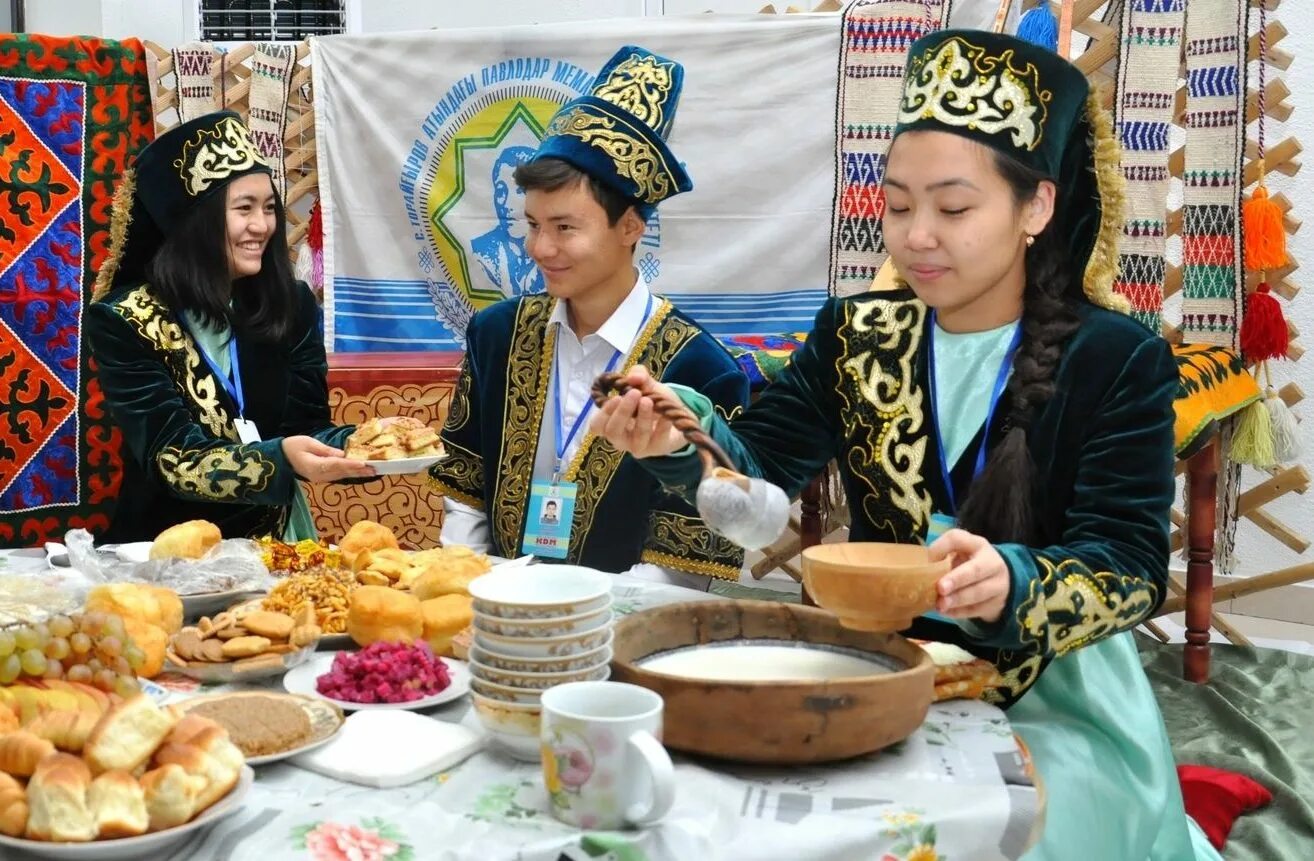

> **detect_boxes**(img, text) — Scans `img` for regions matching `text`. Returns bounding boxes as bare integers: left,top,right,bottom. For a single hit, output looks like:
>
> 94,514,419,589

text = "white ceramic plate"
283,651,470,712
0,765,253,860
365,454,446,476
177,691,345,766
472,607,612,638
468,642,612,674
166,643,317,683
473,626,613,659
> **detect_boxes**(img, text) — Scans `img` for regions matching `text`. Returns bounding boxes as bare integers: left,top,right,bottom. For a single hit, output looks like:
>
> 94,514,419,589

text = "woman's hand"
281,435,376,482
927,528,1011,624
588,365,689,459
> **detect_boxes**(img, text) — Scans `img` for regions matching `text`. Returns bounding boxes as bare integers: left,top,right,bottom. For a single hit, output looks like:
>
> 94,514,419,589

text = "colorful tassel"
1016,3,1058,52
1231,399,1276,469
1239,283,1289,362
1243,186,1288,271
1263,389,1302,464
307,198,325,299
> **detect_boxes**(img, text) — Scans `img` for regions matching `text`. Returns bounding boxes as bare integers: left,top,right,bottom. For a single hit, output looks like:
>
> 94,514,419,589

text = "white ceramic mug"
539,681,675,829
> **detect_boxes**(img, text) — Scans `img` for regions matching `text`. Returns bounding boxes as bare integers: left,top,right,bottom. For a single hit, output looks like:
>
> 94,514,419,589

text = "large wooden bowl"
610,600,933,764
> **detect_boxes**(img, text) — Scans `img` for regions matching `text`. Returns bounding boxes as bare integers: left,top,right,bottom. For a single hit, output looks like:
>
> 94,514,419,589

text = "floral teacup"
539,681,674,830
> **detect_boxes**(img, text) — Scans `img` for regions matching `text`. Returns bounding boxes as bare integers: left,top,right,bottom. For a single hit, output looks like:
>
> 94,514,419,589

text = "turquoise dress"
649,291,1222,860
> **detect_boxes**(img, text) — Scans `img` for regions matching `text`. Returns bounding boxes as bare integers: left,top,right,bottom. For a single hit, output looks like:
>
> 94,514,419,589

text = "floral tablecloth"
0,552,1042,861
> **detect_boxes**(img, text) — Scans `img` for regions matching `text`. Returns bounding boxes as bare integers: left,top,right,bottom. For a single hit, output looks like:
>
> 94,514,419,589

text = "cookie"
221,636,272,659
289,624,322,648
200,639,226,662
232,653,285,675
243,611,294,641
173,630,203,661
215,626,250,641
293,602,316,627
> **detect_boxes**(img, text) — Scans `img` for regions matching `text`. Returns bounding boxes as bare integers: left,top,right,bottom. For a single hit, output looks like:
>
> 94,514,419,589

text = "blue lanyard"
187,323,246,418
551,294,654,480
926,311,1021,514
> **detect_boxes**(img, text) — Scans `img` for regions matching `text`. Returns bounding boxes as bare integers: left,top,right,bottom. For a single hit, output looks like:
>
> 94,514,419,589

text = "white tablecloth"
0,552,1042,861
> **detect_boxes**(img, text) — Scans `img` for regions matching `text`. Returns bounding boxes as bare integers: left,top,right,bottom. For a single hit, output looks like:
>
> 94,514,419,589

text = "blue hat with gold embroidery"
893,30,1126,313
531,45,692,207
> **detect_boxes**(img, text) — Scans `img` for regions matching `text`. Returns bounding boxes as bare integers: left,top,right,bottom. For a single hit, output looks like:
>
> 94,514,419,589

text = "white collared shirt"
441,279,712,590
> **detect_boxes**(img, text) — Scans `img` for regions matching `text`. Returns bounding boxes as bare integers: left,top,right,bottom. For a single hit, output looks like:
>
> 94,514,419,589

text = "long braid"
955,159,1082,545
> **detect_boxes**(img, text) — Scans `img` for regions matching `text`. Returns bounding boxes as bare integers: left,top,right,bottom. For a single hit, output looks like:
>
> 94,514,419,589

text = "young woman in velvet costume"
87,111,372,543
591,30,1222,861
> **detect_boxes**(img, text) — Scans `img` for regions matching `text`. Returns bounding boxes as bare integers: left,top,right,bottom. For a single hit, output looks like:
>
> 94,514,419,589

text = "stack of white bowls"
467,566,614,760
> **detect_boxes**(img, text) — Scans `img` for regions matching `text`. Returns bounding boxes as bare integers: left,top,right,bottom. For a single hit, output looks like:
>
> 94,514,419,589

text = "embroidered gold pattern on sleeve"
156,445,276,500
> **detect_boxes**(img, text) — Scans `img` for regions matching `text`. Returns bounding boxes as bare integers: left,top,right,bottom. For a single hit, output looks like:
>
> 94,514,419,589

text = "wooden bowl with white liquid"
609,600,933,764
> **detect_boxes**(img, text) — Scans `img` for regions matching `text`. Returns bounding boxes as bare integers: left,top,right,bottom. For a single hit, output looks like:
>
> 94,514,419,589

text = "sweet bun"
0,730,57,777
25,752,96,842
153,728,243,811
421,594,474,657
346,586,422,647
339,520,399,569
139,763,205,832
0,771,27,837
149,520,221,560
88,769,148,839
84,693,181,774
25,710,101,754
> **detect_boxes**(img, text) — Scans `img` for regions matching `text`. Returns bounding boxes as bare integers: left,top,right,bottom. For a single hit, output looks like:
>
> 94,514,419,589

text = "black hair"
145,175,299,343
952,151,1082,545
512,157,653,226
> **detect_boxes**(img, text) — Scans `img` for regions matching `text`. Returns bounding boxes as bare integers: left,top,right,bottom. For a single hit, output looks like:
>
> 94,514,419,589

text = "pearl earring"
1025,235,1035,247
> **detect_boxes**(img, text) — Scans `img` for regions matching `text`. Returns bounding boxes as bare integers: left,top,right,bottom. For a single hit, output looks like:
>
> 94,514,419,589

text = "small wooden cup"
801,543,950,632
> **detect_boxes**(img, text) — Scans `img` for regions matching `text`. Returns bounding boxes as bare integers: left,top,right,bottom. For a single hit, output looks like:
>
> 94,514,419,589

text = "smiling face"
224,173,277,279
523,178,645,303
881,130,1055,329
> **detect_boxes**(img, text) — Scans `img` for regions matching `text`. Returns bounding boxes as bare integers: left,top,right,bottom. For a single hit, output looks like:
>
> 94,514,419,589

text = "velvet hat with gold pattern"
94,111,272,299
531,45,693,207
893,30,1126,313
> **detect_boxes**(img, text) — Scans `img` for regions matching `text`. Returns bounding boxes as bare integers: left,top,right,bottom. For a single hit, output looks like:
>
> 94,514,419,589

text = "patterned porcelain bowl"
472,664,610,704
469,566,612,619
473,606,612,638
474,627,614,659
469,643,613,674
471,693,541,762
469,655,612,691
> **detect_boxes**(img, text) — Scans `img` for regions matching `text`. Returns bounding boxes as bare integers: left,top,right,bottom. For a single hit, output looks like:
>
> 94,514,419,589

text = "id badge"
522,481,577,559
234,418,262,444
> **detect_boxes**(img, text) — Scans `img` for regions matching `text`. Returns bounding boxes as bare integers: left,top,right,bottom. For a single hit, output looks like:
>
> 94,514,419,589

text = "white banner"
312,14,841,352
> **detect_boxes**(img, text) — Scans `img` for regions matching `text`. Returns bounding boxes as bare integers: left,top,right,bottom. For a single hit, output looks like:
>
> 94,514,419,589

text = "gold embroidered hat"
94,111,271,299
893,30,1126,312
531,45,693,207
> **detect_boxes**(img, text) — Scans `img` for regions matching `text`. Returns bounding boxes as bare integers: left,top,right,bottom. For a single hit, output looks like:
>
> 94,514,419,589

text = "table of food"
0,519,1043,861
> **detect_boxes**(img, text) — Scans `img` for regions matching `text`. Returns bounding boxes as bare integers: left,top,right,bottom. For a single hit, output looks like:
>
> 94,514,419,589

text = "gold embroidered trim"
835,298,933,538
427,475,484,510
156,444,276,500
492,296,556,555
545,105,673,204
1082,87,1131,314
445,352,474,432
427,438,484,506
899,35,1051,152
113,286,236,441
1017,557,1160,656
641,550,740,582
593,50,677,136
175,115,268,197
643,508,743,581
93,167,136,302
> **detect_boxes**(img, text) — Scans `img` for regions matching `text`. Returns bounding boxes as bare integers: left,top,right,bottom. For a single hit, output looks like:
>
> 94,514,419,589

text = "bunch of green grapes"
0,611,144,697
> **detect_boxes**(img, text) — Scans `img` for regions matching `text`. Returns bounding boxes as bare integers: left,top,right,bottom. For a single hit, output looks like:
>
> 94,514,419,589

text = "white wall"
21,0,101,35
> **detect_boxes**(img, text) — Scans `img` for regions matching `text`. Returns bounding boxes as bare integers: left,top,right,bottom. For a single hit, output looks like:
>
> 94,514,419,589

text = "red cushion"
1177,764,1273,850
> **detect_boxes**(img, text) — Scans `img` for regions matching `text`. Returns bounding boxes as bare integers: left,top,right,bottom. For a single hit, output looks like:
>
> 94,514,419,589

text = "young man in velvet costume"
592,30,1222,860
428,46,749,588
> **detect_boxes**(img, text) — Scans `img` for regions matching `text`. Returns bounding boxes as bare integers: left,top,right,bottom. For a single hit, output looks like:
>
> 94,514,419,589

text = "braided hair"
953,152,1082,545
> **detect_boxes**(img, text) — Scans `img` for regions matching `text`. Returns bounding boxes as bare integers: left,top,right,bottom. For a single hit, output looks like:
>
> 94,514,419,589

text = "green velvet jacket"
85,281,352,542
427,294,750,580
643,289,1176,706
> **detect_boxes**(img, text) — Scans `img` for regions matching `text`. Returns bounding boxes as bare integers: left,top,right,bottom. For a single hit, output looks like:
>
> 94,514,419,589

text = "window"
198,1,347,42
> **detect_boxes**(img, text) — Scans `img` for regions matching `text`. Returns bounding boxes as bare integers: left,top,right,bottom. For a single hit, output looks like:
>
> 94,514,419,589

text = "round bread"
149,520,221,560
420,594,474,656
339,520,399,569
347,586,422,647
241,611,294,640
